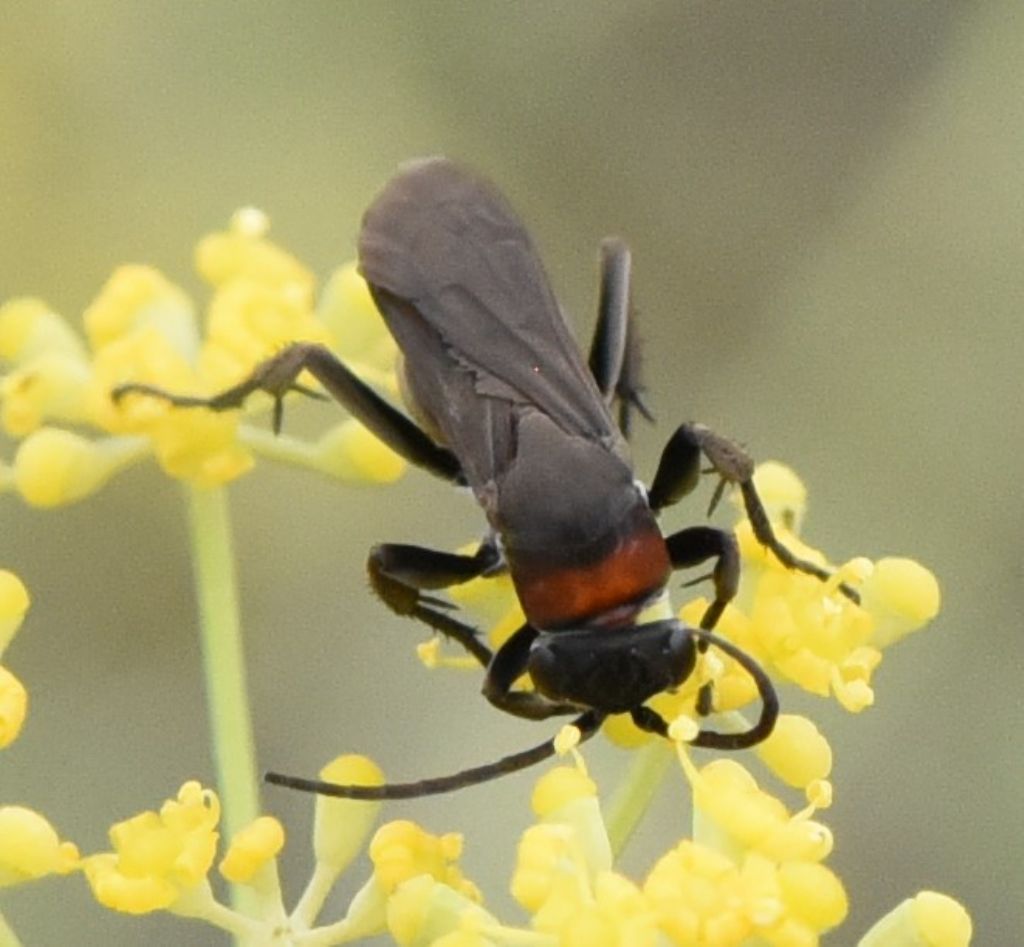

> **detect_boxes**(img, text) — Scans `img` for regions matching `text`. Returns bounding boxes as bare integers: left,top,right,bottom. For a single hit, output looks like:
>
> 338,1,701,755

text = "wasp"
115,158,856,798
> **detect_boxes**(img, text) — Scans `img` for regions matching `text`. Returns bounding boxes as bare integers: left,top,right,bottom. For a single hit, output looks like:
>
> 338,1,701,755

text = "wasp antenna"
686,626,779,750
265,711,604,800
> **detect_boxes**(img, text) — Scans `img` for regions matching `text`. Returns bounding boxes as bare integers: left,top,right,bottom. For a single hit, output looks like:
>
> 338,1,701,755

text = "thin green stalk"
0,911,24,947
184,484,259,842
604,738,674,858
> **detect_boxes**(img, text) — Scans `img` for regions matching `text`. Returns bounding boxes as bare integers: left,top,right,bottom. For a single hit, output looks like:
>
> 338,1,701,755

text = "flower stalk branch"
185,482,260,843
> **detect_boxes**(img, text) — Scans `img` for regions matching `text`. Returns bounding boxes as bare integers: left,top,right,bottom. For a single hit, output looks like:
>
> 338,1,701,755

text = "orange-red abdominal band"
513,522,672,631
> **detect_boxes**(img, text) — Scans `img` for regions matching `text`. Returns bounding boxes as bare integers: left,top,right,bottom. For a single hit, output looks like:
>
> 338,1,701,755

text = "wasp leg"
588,238,652,439
646,423,704,512
665,526,740,632
482,623,588,721
112,341,463,484
650,422,859,604
368,540,501,668
664,525,740,715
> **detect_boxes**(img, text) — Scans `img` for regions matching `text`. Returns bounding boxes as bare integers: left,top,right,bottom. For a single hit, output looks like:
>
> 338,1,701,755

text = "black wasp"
116,158,856,799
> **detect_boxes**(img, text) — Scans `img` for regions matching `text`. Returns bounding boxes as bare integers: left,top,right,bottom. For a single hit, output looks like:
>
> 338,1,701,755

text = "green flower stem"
184,484,259,842
604,738,674,859
0,911,23,947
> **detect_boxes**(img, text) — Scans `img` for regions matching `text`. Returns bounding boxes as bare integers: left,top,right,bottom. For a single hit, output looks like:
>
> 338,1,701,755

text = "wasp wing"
358,157,623,501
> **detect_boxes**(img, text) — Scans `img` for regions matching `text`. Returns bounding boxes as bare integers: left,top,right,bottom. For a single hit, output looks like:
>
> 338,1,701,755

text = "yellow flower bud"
861,558,941,648
230,206,270,238
313,754,384,873
531,765,596,818
1,353,91,436
219,815,284,883
0,298,86,364
195,224,314,301
204,281,325,375
530,766,611,879
858,890,972,947
511,823,574,914
692,760,789,850
386,873,494,947
779,860,848,930
83,265,197,352
0,666,28,747
0,570,30,654
150,409,253,486
754,714,833,789
0,806,79,885
318,262,398,371
13,428,141,507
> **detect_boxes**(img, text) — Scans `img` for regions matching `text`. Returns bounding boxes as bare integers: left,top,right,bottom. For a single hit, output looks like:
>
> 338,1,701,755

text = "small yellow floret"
385,873,494,947
83,265,197,353
0,806,79,885
318,263,398,371
531,766,597,818
83,781,219,914
150,409,254,486
754,714,832,789
910,891,973,947
370,820,479,902
858,890,972,947
862,558,941,648
689,759,834,863
1,353,91,435
645,840,750,945
0,298,88,364
230,207,270,238
692,760,790,852
527,766,612,880
314,754,384,872
195,226,313,302
219,815,284,883
532,869,656,947
0,666,28,748
13,428,140,507
511,823,574,913
779,860,848,930
0,570,30,653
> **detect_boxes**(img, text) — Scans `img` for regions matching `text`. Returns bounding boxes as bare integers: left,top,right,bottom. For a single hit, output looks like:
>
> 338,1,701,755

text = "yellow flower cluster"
0,558,964,947
2,754,974,946
507,761,845,947
729,464,940,709
0,572,81,893
59,760,489,944
0,210,405,507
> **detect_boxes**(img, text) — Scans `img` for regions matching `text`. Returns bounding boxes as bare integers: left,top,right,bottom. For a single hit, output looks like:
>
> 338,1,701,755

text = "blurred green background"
2,2,1021,944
